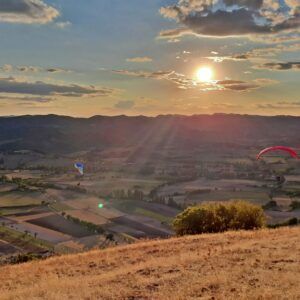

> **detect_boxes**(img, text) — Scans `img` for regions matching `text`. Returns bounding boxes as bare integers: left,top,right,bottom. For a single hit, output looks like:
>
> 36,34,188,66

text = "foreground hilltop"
0,227,299,299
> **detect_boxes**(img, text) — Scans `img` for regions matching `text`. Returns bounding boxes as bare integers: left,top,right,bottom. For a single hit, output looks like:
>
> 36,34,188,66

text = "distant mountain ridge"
0,114,299,154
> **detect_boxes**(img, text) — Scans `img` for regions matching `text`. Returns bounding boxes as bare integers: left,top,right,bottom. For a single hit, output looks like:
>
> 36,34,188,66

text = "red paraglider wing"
257,146,299,160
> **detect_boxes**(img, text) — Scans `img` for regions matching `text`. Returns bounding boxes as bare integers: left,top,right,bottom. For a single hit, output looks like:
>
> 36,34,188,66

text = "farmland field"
111,215,172,238
112,199,178,223
0,191,45,207
5,221,71,244
0,225,51,255
185,190,270,204
28,214,93,238
66,197,124,219
65,210,108,225
0,240,19,255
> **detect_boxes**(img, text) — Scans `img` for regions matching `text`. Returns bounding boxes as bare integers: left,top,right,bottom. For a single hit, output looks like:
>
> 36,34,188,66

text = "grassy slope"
0,227,299,300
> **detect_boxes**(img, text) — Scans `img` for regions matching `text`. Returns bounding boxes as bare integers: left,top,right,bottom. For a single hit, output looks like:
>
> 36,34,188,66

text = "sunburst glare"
196,67,213,82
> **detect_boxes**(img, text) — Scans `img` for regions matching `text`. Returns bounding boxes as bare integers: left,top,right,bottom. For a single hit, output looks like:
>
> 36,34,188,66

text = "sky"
0,0,299,117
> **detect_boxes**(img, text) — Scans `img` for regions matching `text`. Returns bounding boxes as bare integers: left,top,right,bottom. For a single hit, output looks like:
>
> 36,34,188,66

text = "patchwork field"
6,221,71,244
66,197,124,219
186,190,270,204
0,191,45,207
0,225,51,256
112,215,171,238
112,199,178,224
65,210,108,225
28,214,93,238
158,178,266,197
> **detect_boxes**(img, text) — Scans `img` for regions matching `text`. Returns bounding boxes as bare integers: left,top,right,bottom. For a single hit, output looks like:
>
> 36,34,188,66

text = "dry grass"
0,227,299,299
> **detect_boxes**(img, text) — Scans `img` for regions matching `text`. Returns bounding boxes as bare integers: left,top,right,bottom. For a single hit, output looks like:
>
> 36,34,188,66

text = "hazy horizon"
2,112,300,118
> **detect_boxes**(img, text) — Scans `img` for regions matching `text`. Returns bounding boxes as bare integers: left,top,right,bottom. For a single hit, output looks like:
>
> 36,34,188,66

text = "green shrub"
173,201,265,236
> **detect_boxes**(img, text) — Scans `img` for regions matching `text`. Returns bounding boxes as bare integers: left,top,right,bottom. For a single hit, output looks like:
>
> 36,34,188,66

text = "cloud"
206,43,300,62
45,68,71,73
215,80,259,91
159,0,300,38
113,68,276,92
0,94,53,103
114,100,135,109
126,57,153,63
255,61,300,70
256,101,300,109
0,64,71,74
16,66,40,72
0,77,115,97
0,0,59,24
55,21,71,29
113,69,175,79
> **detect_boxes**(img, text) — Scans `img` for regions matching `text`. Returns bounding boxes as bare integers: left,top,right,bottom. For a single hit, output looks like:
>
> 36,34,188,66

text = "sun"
196,67,213,82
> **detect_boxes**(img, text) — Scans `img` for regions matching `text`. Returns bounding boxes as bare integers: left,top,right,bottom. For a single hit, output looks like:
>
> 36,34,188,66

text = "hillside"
0,227,299,299
0,114,300,154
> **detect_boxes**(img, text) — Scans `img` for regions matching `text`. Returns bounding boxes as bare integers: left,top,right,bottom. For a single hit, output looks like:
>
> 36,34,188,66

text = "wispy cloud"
114,100,135,109
206,43,300,63
0,65,71,74
256,101,300,109
0,94,53,103
126,57,153,63
0,77,115,97
55,21,71,29
254,61,300,71
113,69,277,92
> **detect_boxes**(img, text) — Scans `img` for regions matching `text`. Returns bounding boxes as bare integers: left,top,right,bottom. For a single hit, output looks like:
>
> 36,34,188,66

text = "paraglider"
74,162,84,175
257,146,299,191
257,146,299,160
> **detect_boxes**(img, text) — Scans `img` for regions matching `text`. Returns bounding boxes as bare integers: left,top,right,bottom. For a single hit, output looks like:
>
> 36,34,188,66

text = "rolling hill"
0,227,299,299
0,114,300,154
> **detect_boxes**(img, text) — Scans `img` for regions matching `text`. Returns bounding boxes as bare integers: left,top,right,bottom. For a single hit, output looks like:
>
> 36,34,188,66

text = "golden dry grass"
0,227,299,300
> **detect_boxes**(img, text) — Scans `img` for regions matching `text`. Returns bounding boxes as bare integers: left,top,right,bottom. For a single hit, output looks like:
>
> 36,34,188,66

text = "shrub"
262,200,278,210
173,201,265,236
267,217,299,228
287,217,298,226
290,201,300,210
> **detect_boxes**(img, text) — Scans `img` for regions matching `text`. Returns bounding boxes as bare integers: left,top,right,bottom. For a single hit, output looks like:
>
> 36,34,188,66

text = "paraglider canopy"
74,162,84,175
257,146,299,160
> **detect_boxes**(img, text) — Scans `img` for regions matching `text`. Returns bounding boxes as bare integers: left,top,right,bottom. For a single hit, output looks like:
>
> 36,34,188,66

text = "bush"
262,200,278,210
173,201,265,236
290,201,300,210
267,217,299,228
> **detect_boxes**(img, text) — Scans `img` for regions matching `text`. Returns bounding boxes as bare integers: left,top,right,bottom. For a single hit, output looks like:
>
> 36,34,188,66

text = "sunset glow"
196,67,213,82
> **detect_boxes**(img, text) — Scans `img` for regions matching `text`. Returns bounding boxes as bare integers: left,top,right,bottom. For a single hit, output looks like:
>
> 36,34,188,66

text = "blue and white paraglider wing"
74,162,84,175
